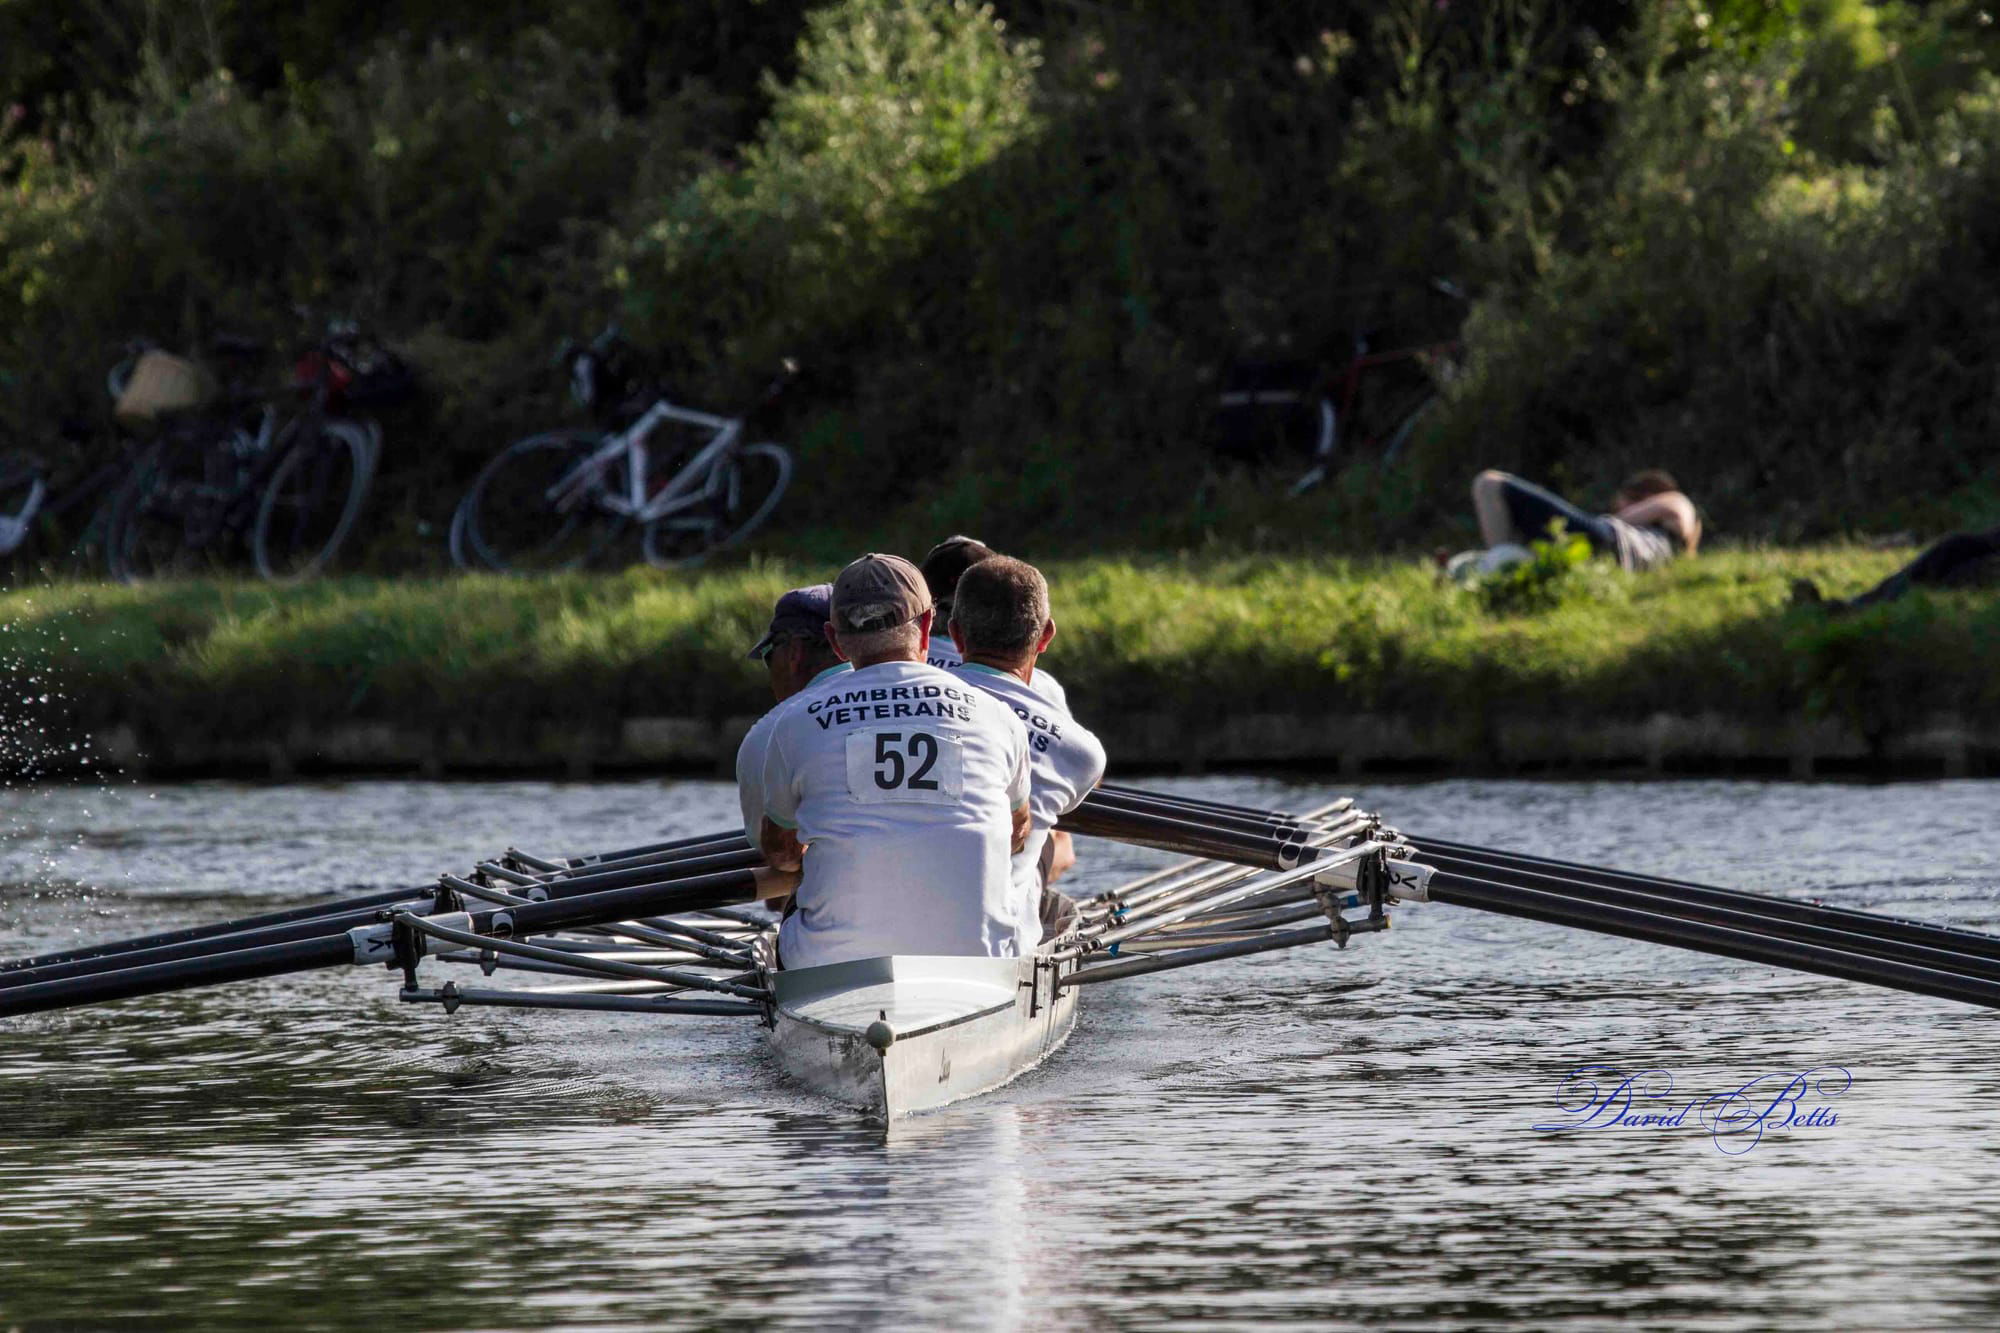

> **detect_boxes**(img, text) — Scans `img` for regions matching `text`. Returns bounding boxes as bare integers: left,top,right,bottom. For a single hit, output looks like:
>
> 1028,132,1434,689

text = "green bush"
0,33,720,561
3,0,1998,569
1429,4,2000,540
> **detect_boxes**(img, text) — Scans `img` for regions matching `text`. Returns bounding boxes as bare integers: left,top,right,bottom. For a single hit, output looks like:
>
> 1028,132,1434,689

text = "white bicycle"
452,332,795,573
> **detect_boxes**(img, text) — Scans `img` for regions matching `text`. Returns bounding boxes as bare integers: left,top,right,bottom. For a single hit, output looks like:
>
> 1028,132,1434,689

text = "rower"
754,553,1034,969
918,534,1070,711
948,556,1106,943
735,584,850,848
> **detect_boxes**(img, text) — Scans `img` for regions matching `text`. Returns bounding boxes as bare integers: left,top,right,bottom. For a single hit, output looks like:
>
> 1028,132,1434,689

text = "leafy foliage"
2,0,1999,563
1468,525,1604,616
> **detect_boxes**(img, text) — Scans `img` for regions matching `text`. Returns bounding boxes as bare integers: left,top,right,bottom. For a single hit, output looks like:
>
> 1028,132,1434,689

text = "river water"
2,775,1998,1330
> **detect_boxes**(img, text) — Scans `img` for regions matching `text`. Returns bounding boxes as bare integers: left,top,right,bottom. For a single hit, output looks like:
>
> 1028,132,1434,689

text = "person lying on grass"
1467,468,1702,574
1791,525,2000,614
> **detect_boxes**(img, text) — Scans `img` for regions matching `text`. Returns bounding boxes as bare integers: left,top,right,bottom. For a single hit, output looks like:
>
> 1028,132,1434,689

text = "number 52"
872,731,941,790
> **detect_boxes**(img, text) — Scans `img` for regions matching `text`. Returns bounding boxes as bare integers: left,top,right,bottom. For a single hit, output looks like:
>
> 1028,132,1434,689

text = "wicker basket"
114,350,209,422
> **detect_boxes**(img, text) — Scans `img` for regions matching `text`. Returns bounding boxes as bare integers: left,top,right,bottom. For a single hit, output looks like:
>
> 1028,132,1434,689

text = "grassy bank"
4,547,1997,772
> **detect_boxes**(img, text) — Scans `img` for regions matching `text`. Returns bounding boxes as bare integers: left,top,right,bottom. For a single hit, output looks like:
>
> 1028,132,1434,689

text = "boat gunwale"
772,992,1020,1044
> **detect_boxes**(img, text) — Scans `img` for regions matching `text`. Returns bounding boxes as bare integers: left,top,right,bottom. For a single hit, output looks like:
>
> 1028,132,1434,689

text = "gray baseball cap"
747,583,834,660
830,553,932,633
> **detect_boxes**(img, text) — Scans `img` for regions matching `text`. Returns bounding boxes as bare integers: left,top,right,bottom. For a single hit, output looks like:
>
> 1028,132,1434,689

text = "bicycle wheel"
251,417,377,582
641,442,793,570
446,494,476,572
104,429,245,583
1379,394,1441,469
463,429,628,573
0,452,49,558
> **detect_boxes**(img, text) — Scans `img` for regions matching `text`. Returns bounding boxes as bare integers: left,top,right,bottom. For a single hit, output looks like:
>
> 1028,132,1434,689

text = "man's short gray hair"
950,556,1049,661
835,619,923,662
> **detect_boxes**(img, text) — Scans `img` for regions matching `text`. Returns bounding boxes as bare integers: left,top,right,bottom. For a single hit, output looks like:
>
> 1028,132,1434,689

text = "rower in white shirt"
919,534,1070,711
947,555,1106,944
753,553,1034,970
735,583,851,847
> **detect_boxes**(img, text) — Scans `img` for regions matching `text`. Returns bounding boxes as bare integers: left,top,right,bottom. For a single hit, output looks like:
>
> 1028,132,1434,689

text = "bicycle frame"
546,400,743,522
1321,337,1458,460
0,474,48,555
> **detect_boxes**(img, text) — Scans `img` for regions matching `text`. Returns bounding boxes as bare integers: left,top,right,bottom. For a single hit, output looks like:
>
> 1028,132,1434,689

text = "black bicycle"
103,326,403,583
0,345,161,569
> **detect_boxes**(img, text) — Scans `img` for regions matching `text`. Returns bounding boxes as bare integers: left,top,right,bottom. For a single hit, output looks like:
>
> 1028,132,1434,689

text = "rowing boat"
11,785,2000,1120
753,812,1383,1115
766,953,1078,1116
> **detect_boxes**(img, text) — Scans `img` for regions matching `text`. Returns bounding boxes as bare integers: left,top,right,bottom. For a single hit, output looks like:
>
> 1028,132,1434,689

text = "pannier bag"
113,351,210,423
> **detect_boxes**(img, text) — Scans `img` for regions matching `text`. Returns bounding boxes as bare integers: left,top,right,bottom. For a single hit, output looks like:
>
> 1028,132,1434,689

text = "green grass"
3,547,1997,748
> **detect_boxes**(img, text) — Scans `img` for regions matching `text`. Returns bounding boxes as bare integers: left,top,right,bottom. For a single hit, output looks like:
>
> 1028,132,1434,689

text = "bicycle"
1213,278,1466,497
103,325,399,583
452,329,795,573
0,345,162,567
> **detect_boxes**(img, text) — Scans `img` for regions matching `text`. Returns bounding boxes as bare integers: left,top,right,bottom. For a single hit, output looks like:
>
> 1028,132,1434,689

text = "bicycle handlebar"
755,358,800,408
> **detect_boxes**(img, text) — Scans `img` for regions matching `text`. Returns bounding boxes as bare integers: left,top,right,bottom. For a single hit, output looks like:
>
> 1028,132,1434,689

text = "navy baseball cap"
747,584,834,660
919,535,993,604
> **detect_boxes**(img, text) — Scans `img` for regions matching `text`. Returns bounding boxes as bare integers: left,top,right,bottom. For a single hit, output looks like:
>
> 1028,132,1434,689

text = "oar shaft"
0,827,748,978
1057,804,1307,869
1424,851,2000,982
0,868,763,1019
0,934,359,1019
0,847,764,991
550,835,751,879
539,848,762,897
0,902,417,990
0,887,433,975
1427,869,2000,1012
461,869,759,938
1081,790,1308,838
567,827,746,869
1095,784,1309,822
1415,836,2000,964
1093,788,1309,832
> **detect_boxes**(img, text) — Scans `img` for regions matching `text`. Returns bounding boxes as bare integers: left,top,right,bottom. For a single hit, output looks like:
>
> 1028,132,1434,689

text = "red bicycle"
1213,278,1466,495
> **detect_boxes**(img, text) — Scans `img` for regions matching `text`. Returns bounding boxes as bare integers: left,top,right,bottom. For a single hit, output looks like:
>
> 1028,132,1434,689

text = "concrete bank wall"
77,712,2000,780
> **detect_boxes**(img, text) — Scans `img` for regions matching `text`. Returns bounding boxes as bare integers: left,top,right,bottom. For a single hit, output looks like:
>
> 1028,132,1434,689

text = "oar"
1094,784,1326,826
1081,789,1317,838
0,824,747,976
1423,867,2000,1012
1419,852,2000,983
0,886,437,975
0,844,763,990
0,867,762,1019
1410,835,2000,966
1069,800,2000,1012
567,828,749,869
1057,803,1311,869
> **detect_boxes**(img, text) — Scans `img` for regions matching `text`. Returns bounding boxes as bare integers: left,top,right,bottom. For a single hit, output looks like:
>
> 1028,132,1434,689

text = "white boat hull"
767,954,1078,1117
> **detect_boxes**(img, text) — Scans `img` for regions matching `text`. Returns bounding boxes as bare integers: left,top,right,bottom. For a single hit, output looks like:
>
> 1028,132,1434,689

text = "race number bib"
844,728,963,804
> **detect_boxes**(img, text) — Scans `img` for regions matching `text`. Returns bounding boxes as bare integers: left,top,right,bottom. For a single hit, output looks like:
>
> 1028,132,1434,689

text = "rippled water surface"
3,776,1999,1330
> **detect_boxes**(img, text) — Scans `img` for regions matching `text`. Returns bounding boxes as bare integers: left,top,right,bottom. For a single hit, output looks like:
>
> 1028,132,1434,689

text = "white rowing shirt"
927,633,1069,710
951,663,1106,940
760,659,1031,970
735,663,852,845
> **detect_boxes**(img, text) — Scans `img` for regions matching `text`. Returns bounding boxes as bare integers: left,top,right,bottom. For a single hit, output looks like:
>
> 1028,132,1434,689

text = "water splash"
1,595,136,926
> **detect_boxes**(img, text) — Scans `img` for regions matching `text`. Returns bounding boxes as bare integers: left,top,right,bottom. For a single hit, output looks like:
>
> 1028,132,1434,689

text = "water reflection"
0,777,1997,1327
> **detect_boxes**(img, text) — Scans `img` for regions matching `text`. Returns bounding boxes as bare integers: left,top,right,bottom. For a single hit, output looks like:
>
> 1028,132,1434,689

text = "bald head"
950,556,1052,668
